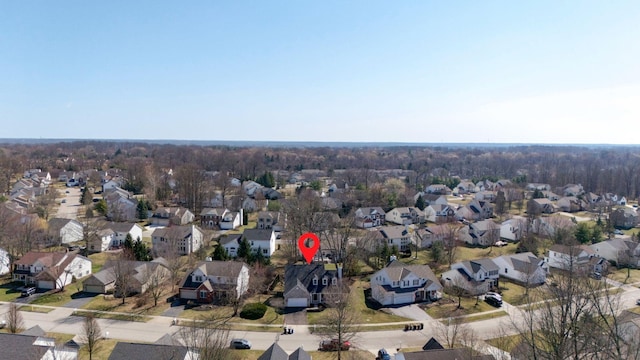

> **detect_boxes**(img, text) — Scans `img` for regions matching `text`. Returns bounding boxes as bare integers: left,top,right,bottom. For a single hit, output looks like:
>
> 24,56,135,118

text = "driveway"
62,292,98,309
284,308,308,325
385,304,432,321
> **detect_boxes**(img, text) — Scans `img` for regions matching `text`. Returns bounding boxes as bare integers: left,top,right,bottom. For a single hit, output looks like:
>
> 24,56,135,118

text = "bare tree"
143,264,169,307
442,223,460,265
316,283,361,360
281,189,324,263
435,316,478,351
179,314,232,360
81,313,102,360
5,303,24,333
112,256,136,305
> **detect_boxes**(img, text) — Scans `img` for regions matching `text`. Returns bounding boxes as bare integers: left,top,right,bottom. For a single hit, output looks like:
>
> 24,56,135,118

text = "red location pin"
298,232,320,264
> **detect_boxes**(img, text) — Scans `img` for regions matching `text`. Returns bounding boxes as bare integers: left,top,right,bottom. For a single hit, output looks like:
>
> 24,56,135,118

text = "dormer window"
194,275,203,282
322,277,328,286
312,276,318,286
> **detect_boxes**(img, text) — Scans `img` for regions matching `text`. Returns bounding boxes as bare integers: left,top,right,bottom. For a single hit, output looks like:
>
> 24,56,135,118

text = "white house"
590,238,640,267
47,218,84,245
151,225,204,255
179,260,250,303
13,252,92,290
386,207,425,225
220,211,241,230
91,222,144,252
375,225,414,253
441,258,500,295
459,219,500,246
241,229,276,257
500,217,527,242
219,234,242,258
370,260,442,306
355,207,386,228
546,244,607,274
493,252,547,286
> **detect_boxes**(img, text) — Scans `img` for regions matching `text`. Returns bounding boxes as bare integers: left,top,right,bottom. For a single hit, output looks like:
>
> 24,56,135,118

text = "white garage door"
393,292,414,305
287,298,308,307
38,280,55,290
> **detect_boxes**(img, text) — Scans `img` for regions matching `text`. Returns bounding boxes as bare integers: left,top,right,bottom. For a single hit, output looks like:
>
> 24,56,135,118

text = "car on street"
377,348,391,360
636,299,640,306
614,229,624,235
230,339,251,349
319,339,351,351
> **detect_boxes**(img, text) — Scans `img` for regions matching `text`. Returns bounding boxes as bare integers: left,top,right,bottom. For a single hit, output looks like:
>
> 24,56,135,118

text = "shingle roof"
289,347,312,360
179,260,248,289
107,342,189,360
0,333,49,359
258,342,289,360
243,229,274,241
284,264,337,297
379,225,410,239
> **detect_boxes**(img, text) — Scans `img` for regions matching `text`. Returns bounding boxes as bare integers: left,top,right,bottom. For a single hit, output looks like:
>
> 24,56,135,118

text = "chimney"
337,264,343,279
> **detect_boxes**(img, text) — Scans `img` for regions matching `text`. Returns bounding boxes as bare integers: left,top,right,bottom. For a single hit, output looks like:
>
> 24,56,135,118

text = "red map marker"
298,232,320,264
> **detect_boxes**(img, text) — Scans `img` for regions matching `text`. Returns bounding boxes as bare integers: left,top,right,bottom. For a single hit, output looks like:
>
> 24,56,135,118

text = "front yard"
424,296,499,319
608,268,640,284
81,290,173,320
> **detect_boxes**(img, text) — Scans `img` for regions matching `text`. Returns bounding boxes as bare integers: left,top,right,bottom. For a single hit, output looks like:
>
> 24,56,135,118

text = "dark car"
485,293,503,307
377,348,391,360
21,287,36,297
319,339,351,351
230,339,251,349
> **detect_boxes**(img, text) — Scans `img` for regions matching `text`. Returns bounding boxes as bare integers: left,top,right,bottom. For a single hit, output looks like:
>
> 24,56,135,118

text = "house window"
505,268,508,274
195,275,203,282
332,277,337,285
313,277,318,286
263,248,268,254
413,279,419,286
322,277,328,285
199,290,207,298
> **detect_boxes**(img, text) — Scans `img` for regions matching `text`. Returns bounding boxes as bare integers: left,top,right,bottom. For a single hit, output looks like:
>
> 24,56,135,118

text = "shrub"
239,303,267,320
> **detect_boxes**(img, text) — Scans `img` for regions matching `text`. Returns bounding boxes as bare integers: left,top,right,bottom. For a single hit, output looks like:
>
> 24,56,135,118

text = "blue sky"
1,1,639,143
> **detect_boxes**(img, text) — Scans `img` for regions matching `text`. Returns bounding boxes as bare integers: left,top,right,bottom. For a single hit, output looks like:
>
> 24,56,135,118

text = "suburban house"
200,207,228,229
354,207,386,228
219,234,242,258
179,260,249,303
610,207,639,229
493,252,547,286
13,251,92,290
241,229,276,257
91,222,144,252
415,193,449,207
425,184,452,195
386,207,425,225
456,180,478,194
415,224,450,248
0,247,10,275
83,258,170,295
475,191,497,202
562,183,584,197
257,211,285,232
0,333,78,360
375,225,414,253
151,225,204,255
283,263,343,308
557,196,587,213
590,238,640,267
258,343,311,360
104,187,138,222
455,200,493,221
108,341,196,360
529,198,556,214
526,183,551,192
370,260,442,306
220,211,242,230
459,219,500,247
441,258,500,295
151,207,194,226
500,217,527,242
546,244,607,274
431,204,456,223
531,216,576,238
47,218,83,246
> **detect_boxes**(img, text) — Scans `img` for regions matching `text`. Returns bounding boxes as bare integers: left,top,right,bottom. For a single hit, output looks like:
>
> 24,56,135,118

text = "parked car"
485,292,503,307
21,287,36,297
614,229,624,235
636,299,640,306
230,339,251,349
377,348,391,360
319,339,351,351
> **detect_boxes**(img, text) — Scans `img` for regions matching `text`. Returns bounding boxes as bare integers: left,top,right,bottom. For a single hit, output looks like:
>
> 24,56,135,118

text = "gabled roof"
549,244,595,257
108,342,189,360
379,225,410,239
180,260,248,289
101,222,142,233
496,252,543,274
152,225,201,239
258,342,289,360
458,258,499,275
200,207,228,216
422,337,444,350
284,264,338,297
219,233,242,246
48,217,82,232
15,251,69,267
243,229,274,241
289,347,312,360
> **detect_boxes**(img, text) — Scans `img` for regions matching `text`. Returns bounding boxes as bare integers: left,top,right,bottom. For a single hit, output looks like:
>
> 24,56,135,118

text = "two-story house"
151,225,204,255
591,238,640,267
13,251,92,290
493,252,547,286
441,258,500,295
83,258,170,295
257,211,285,232
370,260,442,306
47,218,84,246
220,211,242,230
546,244,606,274
354,207,386,228
91,222,144,252
179,260,249,303
375,225,414,253
459,219,500,247
386,207,425,225
500,217,527,242
283,263,343,308
200,208,229,229
151,207,194,226
241,229,276,257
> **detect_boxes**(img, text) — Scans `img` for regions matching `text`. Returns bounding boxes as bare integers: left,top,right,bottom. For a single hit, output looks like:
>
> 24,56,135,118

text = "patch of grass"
88,252,113,273
19,305,55,313
608,268,640,284
456,243,518,262
425,297,498,319
82,293,171,317
0,281,23,302
73,309,151,322
498,281,532,306
78,339,118,360
441,310,508,323
31,290,79,307
486,334,524,352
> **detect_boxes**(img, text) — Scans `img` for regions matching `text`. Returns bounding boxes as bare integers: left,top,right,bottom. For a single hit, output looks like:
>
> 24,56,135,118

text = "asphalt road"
55,186,81,219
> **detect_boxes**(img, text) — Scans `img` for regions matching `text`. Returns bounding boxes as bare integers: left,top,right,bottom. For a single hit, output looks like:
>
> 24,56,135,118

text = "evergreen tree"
575,223,591,244
81,187,92,205
123,233,134,251
94,200,107,216
495,190,506,216
212,244,229,261
254,247,265,265
237,237,252,261
414,195,426,211
136,201,148,220
133,237,151,261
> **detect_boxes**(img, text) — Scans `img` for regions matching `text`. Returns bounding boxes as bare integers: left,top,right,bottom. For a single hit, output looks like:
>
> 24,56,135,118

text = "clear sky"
1,1,640,144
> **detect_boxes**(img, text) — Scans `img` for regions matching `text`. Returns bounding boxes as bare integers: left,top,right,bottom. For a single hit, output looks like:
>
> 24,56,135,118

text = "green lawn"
31,289,80,307
498,281,531,306
73,309,151,322
456,243,518,263
88,252,113,274
440,310,508,324
308,280,410,325
0,281,23,302
425,296,498,319
608,268,640,284
19,305,54,313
